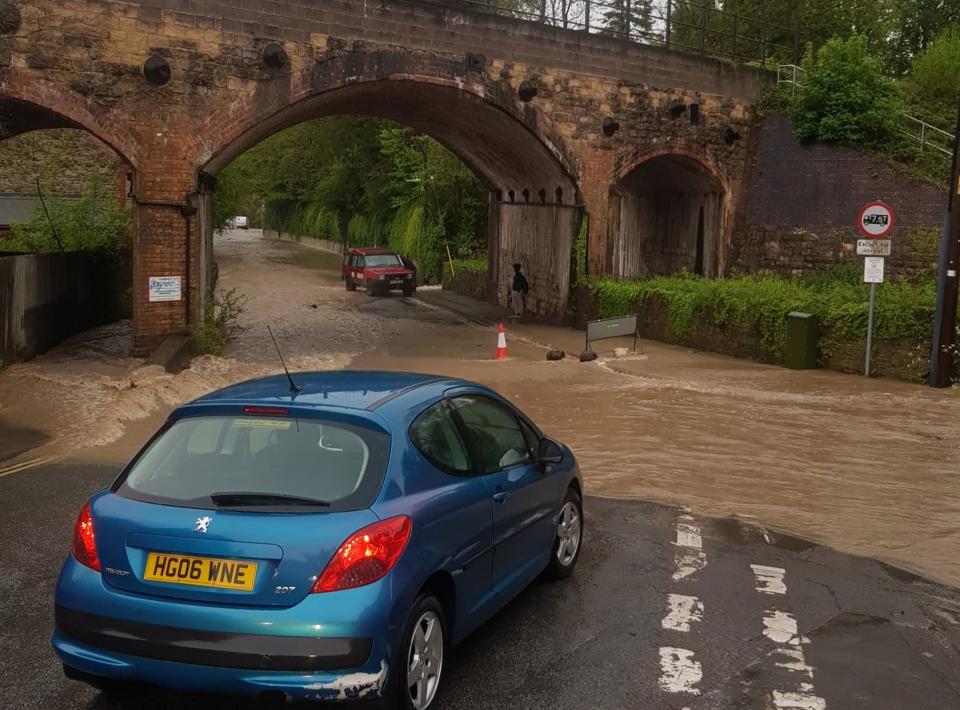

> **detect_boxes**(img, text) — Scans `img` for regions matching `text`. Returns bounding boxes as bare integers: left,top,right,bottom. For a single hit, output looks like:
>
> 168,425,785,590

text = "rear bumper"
54,630,389,701
55,606,372,671
52,557,416,701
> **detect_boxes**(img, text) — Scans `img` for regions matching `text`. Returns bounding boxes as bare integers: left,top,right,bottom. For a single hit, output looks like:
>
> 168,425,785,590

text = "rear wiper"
210,492,331,507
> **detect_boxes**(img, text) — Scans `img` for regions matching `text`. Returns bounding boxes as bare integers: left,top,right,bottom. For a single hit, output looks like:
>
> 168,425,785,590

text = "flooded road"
1,229,959,588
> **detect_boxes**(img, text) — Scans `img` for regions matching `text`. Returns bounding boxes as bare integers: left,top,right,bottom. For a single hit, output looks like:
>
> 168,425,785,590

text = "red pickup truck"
342,247,417,297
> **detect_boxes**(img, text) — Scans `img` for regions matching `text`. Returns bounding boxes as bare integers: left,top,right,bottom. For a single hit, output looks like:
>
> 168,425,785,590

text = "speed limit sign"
858,201,895,238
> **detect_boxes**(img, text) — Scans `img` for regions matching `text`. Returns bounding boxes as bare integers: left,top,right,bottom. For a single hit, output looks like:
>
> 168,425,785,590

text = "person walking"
509,262,529,320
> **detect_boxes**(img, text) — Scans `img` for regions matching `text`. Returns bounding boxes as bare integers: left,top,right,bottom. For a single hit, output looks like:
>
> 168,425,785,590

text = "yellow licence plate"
144,552,258,591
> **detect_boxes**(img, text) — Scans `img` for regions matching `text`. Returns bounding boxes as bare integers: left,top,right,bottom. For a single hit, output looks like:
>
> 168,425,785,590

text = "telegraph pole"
928,97,960,387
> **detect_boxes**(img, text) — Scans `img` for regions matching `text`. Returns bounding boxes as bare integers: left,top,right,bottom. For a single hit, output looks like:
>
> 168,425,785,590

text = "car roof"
185,370,477,412
349,247,396,255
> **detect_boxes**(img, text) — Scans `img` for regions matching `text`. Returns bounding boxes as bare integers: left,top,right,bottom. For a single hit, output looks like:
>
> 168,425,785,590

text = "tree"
887,0,960,74
901,27,960,129
214,116,488,283
7,169,130,254
792,35,901,146
601,0,655,39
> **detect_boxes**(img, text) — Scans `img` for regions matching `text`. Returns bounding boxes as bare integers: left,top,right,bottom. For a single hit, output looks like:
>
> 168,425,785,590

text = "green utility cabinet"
784,311,819,370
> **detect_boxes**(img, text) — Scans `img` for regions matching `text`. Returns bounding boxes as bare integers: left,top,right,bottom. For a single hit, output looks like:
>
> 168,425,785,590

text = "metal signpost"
857,201,894,377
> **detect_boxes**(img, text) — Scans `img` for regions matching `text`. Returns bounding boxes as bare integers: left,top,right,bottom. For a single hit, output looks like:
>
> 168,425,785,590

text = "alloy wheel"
407,610,443,709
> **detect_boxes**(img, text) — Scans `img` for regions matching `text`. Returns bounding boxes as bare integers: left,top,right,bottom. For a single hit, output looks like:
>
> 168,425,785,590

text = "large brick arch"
196,50,580,200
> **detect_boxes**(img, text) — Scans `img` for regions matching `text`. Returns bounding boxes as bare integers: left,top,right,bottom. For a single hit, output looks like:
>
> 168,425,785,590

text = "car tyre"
345,279,356,291
544,487,583,580
367,280,378,296
402,284,415,298
396,594,446,710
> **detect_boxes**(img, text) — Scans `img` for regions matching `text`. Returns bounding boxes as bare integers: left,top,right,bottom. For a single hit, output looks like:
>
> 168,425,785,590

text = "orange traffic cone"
495,323,508,360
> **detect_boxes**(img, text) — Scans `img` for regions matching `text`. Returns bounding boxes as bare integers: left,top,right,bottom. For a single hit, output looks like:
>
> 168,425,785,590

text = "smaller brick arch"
0,74,138,168
613,147,729,195
608,149,732,278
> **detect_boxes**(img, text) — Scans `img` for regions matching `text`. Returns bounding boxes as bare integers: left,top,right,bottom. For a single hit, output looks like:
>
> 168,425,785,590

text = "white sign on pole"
856,239,891,256
148,276,182,302
863,257,885,284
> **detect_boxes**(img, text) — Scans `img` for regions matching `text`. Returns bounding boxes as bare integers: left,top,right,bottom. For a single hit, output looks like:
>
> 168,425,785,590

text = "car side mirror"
539,437,564,465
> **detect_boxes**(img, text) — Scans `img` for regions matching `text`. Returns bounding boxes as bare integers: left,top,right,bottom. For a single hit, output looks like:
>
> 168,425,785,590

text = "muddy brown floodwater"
2,229,959,588
355,301,960,590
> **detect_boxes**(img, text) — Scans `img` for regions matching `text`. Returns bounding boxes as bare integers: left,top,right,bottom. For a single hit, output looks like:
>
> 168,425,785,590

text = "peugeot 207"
52,370,584,708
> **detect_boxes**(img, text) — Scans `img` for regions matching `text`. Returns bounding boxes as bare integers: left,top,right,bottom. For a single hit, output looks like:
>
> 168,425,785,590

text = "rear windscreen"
115,415,390,511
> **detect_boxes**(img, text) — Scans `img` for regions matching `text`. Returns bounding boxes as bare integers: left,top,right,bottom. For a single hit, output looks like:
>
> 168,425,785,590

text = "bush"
452,258,487,274
793,36,901,146
590,269,936,360
190,288,247,356
902,27,960,131
7,169,131,254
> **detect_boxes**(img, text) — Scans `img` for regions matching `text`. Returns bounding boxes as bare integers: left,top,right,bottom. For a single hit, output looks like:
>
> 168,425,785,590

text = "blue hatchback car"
53,371,584,708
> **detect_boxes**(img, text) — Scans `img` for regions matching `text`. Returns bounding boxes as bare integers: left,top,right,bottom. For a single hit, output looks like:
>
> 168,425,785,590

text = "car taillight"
71,501,101,572
312,516,412,593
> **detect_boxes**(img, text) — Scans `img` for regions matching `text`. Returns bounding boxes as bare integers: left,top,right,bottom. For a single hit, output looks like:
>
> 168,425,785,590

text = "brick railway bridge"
0,0,765,353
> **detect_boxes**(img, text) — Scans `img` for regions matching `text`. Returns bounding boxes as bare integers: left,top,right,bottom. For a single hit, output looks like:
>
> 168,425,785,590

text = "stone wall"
442,266,488,301
0,129,119,196
0,251,131,363
493,203,578,320
575,286,924,382
731,114,947,278
265,229,344,256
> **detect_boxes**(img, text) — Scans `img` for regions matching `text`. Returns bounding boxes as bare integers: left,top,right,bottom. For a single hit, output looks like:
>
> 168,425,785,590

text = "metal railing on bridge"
776,64,954,166
448,0,803,67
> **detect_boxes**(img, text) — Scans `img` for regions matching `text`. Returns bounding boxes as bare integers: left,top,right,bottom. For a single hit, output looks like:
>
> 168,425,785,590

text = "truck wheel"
402,284,414,298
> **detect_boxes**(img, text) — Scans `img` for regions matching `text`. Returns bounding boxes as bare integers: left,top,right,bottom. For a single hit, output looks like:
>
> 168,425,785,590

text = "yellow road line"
0,455,60,479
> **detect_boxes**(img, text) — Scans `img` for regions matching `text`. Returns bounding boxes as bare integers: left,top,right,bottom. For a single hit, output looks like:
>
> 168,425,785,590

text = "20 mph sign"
858,201,895,238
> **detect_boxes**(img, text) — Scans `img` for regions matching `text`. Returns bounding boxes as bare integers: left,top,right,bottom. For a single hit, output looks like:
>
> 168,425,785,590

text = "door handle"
492,491,509,504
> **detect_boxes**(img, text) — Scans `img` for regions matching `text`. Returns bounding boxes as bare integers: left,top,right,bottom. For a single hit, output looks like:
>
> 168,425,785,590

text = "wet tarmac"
2,461,959,710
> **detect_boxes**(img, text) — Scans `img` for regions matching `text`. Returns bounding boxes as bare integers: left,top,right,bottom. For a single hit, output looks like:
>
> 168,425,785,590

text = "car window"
365,254,402,268
357,256,365,268
117,415,389,512
449,395,533,473
519,418,540,458
410,401,471,475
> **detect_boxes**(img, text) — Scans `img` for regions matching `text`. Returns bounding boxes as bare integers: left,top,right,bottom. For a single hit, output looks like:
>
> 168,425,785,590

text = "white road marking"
762,610,804,645
753,564,826,709
658,647,702,695
672,517,706,581
771,690,827,709
673,550,707,581
675,523,702,549
751,564,787,595
775,647,815,678
662,594,704,633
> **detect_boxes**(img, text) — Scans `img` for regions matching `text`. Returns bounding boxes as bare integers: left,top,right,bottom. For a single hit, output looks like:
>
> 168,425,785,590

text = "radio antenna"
267,326,302,393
